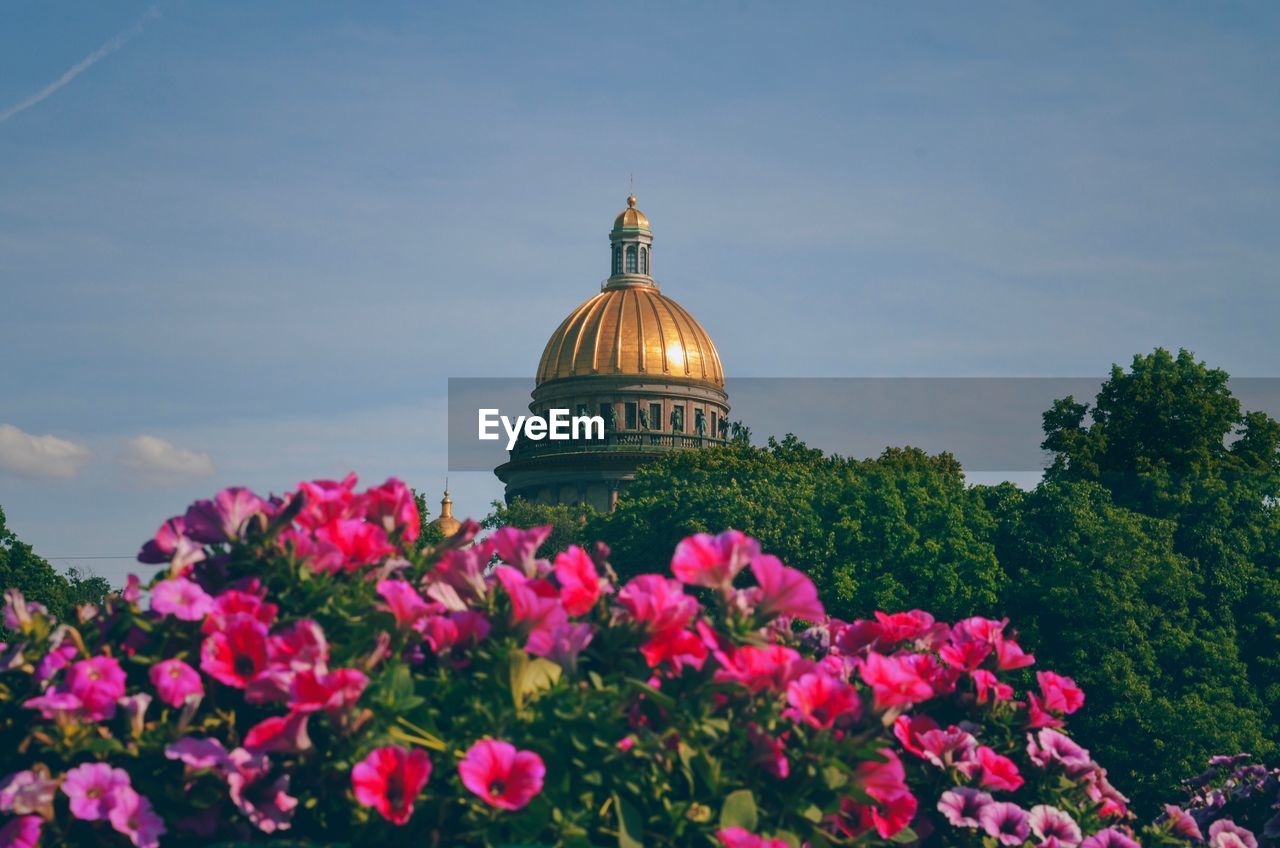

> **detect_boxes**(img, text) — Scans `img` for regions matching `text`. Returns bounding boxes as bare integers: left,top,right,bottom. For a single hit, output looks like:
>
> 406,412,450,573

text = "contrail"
0,6,159,125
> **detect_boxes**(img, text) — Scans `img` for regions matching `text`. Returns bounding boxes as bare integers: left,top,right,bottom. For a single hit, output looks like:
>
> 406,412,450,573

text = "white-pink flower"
149,577,214,621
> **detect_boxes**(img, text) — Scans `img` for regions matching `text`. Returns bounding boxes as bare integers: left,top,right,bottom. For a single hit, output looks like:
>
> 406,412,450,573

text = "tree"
592,436,1004,621
0,505,109,630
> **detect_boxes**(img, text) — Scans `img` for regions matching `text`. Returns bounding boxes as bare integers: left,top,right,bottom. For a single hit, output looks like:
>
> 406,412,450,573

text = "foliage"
593,437,1005,624
410,489,445,551
0,506,109,637
482,498,593,558
0,476,1206,847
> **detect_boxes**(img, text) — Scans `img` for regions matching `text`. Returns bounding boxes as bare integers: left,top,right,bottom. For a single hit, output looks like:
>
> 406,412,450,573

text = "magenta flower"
1208,820,1258,848
418,611,490,653
267,619,329,671
312,517,395,572
747,724,790,778
184,486,269,543
495,567,567,638
1080,827,1141,848
978,746,1024,792
917,726,979,771
851,750,917,839
858,651,934,709
149,658,204,708
995,637,1035,670
244,710,312,754
22,690,83,721
34,645,77,684
66,655,127,721
136,515,205,573
227,769,298,834
554,546,606,616
671,529,759,591
375,579,431,630
362,478,420,543
165,736,232,771
293,473,361,528
201,614,270,688
1037,671,1085,715
203,587,278,634
939,638,992,671
749,554,825,621
0,816,41,848
937,787,994,828
288,667,368,716
2,589,48,631
458,739,546,811
150,577,214,621
784,671,862,729
1029,805,1082,846
616,574,700,636
979,801,1031,846
351,746,433,825
491,525,553,576
61,763,131,821
1161,805,1203,841
527,622,594,673
713,643,809,694
971,669,1014,703
1026,728,1094,774
107,787,167,848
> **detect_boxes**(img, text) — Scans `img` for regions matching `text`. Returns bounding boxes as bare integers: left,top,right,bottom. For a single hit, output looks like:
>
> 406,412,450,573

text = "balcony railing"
507,429,729,460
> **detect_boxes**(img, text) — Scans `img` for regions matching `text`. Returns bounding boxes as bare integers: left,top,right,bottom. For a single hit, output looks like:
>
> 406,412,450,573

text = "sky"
1,1,1278,586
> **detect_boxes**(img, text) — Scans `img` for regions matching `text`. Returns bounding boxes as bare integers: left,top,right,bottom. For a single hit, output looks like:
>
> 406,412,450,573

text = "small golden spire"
627,193,637,208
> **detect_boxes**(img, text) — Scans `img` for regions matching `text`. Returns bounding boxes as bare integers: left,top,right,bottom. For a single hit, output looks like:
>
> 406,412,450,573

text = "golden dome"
428,487,462,537
612,194,650,232
536,283,724,387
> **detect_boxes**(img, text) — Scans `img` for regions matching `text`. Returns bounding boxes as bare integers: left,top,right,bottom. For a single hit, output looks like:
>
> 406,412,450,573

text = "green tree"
0,504,97,628
412,489,447,550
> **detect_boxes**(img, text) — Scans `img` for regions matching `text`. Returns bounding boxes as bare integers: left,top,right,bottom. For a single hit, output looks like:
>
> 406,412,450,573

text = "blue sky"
2,1,1278,585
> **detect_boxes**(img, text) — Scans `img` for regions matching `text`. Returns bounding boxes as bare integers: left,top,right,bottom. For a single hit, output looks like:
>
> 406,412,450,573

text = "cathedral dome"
536,284,724,387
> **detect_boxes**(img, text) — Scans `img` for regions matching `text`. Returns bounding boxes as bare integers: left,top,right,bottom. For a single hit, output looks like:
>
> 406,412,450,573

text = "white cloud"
122,435,214,477
0,423,93,478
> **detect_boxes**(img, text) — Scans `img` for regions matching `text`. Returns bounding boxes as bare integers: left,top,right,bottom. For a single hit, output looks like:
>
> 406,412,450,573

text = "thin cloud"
0,423,93,478
122,435,214,477
0,6,159,125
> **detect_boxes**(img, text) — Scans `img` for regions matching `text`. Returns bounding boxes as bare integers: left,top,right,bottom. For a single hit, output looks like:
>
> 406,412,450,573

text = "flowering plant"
0,475,1216,846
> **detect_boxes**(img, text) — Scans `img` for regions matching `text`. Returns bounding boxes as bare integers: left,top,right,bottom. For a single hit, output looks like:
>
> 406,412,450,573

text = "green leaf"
719,789,758,832
613,792,645,848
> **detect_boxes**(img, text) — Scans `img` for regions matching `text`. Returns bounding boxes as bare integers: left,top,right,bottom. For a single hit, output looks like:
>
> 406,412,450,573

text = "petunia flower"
1080,827,1141,848
491,525,553,577
784,671,862,730
1036,671,1085,714
351,746,432,825
553,546,607,615
1028,805,1083,846
1160,805,1203,841
845,750,917,839
66,655,127,721
61,763,131,821
458,739,546,811
244,710,312,754
670,530,759,591
107,787,167,848
526,622,594,673
288,668,368,716
1208,820,1258,848
363,478,420,542
0,816,41,848
200,615,270,688
971,669,1014,704
715,828,791,848
749,554,825,621
418,611,490,654
0,770,56,818
375,579,431,630
978,746,1024,792
937,787,994,828
858,651,934,709
979,801,1031,846
183,487,269,544
148,657,204,710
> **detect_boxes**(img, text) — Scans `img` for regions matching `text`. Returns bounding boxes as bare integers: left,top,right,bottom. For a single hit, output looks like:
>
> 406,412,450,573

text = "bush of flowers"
0,474,1223,847
1154,755,1279,847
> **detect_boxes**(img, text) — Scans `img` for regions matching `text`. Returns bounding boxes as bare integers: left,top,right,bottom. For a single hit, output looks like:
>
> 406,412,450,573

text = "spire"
608,193,654,286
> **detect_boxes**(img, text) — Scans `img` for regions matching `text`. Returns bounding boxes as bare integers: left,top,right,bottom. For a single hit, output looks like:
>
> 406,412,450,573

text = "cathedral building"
495,195,730,511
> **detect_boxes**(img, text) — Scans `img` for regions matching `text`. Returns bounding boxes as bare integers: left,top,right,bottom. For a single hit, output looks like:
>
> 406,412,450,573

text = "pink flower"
228,769,297,834
294,474,361,528
749,554,824,621
1208,820,1258,848
496,567,568,638
0,770,56,817
978,746,1024,792
61,763,130,821
1037,671,1085,715
893,713,940,757
526,622,594,673
2,589,48,631
850,750,916,839
979,801,1031,846
937,787,994,828
66,655,127,721
363,478,420,542
713,643,810,694
313,518,395,572
202,588,277,634
617,575,700,636
0,816,41,848
715,828,790,848
351,745,432,825
267,619,329,671
918,726,980,772
107,787,167,848
747,724,790,779
858,651,934,709
638,627,708,672
184,487,269,544
939,638,992,671
376,579,431,630
873,610,943,646
201,614,270,688
1027,692,1066,729
22,690,83,721
995,638,1035,670
288,668,368,715
972,669,1014,704
244,710,312,754
1029,806,1082,846
419,611,490,653
491,525,553,576
458,739,546,811
149,658,204,708
554,546,606,615
1161,805,1203,841
1080,828,1141,848
671,530,759,590
784,671,862,729
165,736,232,771
150,577,214,621
431,540,495,605
34,645,77,684
137,515,206,574
1026,729,1095,774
